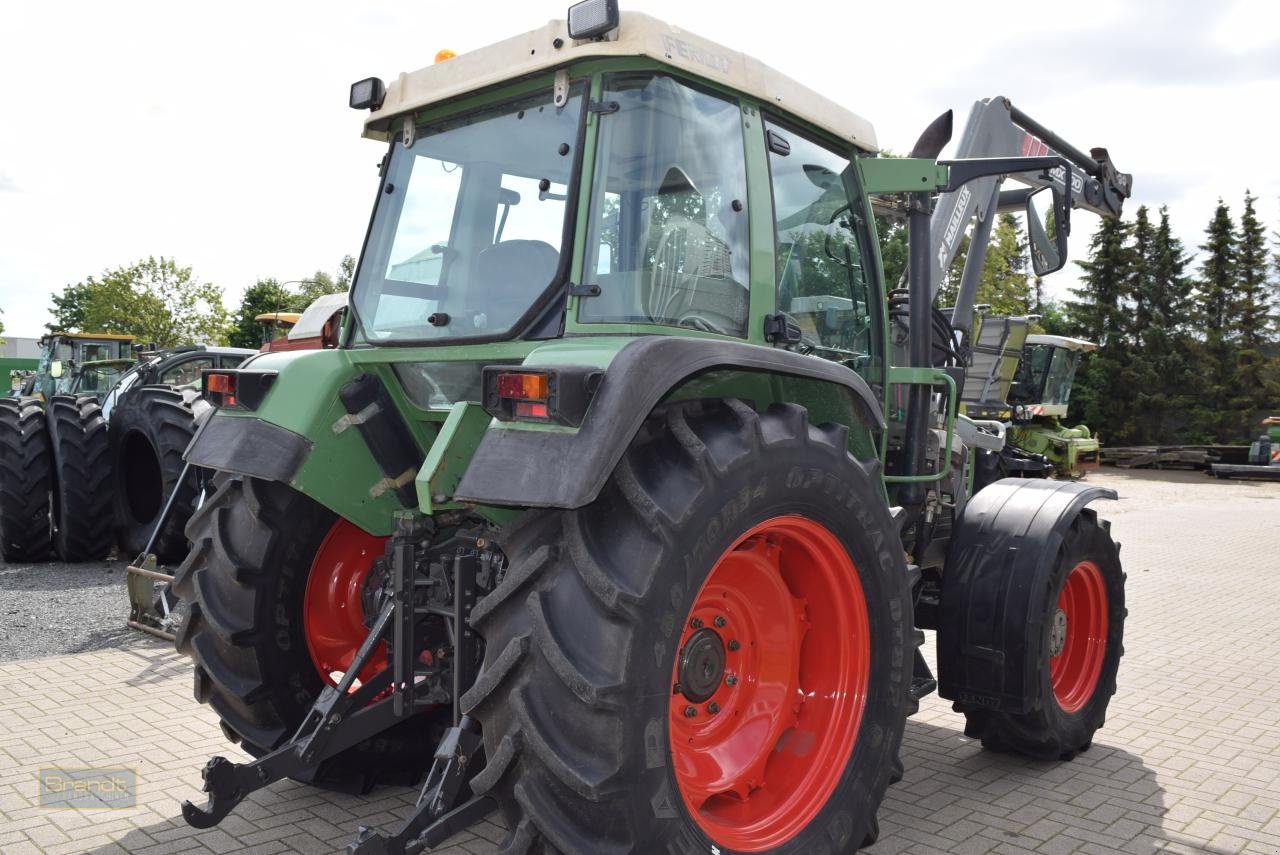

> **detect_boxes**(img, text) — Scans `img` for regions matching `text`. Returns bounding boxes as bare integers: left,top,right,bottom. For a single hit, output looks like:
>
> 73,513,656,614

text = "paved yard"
1,469,1278,854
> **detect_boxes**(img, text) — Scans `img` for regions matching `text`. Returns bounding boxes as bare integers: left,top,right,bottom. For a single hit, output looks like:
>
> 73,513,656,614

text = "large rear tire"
110,385,210,563
171,473,440,791
464,400,912,854
46,395,114,561
957,508,1124,760
0,396,54,562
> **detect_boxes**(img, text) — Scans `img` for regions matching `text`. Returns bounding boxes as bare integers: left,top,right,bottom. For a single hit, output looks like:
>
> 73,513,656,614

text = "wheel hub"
677,628,726,703
1049,608,1068,657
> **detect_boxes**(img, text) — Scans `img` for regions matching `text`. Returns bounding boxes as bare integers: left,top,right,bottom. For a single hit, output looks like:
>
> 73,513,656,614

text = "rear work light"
203,371,237,408
483,366,601,426
201,369,277,411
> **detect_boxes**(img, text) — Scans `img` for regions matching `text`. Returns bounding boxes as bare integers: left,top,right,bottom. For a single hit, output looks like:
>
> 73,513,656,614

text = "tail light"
201,369,277,410
482,366,600,426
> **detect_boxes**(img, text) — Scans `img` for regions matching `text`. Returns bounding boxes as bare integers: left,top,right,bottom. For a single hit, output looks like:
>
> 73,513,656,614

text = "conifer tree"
1066,215,1134,442
1234,191,1276,431
1195,199,1246,440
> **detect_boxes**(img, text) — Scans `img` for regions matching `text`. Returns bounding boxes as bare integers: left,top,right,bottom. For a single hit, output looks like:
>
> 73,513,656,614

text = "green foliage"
296,255,355,307
228,279,304,349
975,214,1032,315
874,214,906,289
47,257,230,347
1066,192,1279,445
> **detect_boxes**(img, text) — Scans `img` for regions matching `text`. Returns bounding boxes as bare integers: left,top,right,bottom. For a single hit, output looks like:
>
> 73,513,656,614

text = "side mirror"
49,361,64,379
1026,186,1069,275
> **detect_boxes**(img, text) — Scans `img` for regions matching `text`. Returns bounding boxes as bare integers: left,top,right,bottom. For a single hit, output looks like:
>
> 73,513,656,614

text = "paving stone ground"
1,469,1278,854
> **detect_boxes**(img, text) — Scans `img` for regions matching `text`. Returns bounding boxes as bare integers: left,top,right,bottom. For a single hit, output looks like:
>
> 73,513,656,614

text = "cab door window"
161,357,212,386
765,121,877,370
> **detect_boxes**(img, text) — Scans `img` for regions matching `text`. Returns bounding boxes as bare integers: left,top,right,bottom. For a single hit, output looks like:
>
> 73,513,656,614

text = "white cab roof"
364,12,877,151
1026,334,1098,352
288,293,348,341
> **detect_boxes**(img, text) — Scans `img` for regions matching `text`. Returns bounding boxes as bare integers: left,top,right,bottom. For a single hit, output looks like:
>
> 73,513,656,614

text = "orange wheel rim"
668,515,870,852
302,518,387,689
1049,560,1108,713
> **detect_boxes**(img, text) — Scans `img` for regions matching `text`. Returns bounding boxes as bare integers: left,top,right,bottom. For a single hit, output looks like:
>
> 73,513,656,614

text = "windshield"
351,85,585,343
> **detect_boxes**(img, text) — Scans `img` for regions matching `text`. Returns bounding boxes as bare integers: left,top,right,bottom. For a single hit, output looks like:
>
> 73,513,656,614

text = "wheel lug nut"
725,674,737,686
684,705,697,718
708,702,721,714
690,618,704,629
714,616,726,628
728,639,741,651
672,683,682,695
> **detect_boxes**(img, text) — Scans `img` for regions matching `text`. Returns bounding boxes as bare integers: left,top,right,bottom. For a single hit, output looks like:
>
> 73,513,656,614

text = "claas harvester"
173,6,1132,852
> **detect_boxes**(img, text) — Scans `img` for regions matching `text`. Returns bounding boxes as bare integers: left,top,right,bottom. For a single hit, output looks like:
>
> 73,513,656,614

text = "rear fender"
937,478,1116,713
454,336,885,509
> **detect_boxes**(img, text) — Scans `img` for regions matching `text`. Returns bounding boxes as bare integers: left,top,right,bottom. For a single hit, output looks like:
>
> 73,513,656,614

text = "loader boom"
930,97,1133,335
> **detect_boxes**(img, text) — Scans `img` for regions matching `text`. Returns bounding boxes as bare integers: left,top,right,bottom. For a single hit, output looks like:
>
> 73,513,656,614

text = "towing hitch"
180,511,496,850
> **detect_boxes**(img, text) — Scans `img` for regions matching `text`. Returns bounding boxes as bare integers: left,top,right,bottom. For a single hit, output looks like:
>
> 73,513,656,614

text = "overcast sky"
1,0,1277,338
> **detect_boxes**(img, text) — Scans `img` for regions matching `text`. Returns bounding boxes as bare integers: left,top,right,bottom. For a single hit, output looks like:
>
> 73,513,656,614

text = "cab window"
765,121,878,373
161,357,212,386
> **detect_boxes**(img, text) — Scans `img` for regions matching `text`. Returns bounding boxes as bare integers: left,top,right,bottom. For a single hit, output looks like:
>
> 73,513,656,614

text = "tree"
974,214,1031,315
1194,200,1244,440
228,279,303,349
875,215,906,290
296,255,356,307
1065,215,1134,442
1234,191,1277,429
47,257,230,347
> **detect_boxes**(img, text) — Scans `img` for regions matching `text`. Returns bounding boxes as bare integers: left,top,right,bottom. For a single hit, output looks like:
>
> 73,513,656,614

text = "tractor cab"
34,332,136,399
254,311,302,352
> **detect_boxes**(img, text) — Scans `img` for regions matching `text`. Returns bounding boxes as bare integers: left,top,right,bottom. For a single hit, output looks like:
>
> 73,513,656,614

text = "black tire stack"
0,397,54,562
45,395,115,561
110,385,211,563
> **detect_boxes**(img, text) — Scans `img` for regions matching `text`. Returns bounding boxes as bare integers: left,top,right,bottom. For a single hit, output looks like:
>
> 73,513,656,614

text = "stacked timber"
1100,446,1232,470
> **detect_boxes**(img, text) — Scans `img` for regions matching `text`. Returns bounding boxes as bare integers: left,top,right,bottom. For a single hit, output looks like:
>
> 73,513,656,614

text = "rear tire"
0,396,54,562
957,509,1124,760
171,473,441,791
110,385,210,563
46,395,114,561
464,400,912,854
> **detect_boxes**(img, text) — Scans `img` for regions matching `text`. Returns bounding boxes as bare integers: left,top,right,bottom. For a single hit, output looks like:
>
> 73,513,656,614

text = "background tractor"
169,6,1132,853
0,341,253,563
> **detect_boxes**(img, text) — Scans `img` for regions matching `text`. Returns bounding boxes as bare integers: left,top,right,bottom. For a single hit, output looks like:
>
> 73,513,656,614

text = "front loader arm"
931,97,1133,333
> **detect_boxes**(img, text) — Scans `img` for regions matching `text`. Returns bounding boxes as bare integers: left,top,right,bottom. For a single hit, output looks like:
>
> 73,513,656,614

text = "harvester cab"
171,5,1133,853
1006,334,1102,478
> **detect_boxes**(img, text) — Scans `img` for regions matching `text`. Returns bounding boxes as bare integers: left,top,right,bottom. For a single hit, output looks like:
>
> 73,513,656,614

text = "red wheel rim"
1049,560,1108,713
668,515,870,852
303,518,387,689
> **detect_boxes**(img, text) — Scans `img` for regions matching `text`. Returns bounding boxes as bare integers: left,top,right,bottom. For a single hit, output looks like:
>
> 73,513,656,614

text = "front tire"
0,397,54,562
958,508,1124,760
464,400,912,854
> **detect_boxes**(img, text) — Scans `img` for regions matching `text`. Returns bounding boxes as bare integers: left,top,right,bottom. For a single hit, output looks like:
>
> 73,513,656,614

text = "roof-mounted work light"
349,77,386,111
567,0,619,40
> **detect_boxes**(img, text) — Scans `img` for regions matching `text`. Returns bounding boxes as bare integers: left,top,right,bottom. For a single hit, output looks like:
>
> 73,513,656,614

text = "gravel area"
0,554,167,661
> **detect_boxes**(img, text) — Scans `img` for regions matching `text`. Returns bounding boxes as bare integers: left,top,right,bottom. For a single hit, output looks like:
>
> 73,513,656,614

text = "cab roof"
1026,334,1098,352
42,331,136,342
364,11,877,152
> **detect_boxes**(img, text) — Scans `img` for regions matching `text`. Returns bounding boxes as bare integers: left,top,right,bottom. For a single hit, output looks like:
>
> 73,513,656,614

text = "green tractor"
1007,334,1102,479
172,6,1133,853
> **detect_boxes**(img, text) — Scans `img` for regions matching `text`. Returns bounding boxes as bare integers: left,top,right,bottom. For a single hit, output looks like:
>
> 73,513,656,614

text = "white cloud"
0,0,1277,336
